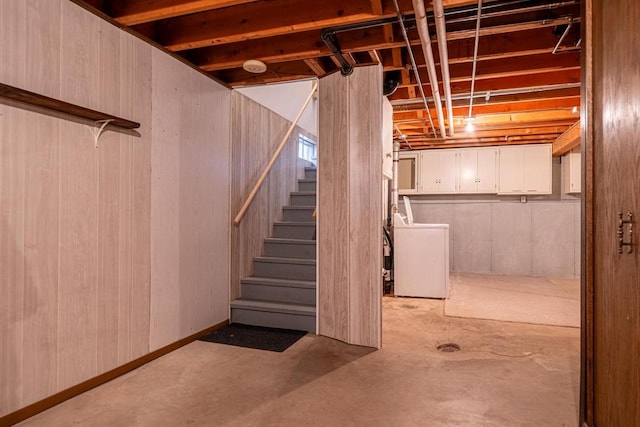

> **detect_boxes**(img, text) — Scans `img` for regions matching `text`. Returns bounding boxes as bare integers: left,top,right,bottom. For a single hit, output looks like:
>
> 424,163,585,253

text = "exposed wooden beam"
369,0,383,14
344,53,357,66
304,58,326,76
188,21,566,73
391,47,403,68
368,50,381,64
382,24,394,43
390,69,581,101
552,120,581,155
445,17,580,42
110,0,257,26
143,0,406,51
393,87,581,113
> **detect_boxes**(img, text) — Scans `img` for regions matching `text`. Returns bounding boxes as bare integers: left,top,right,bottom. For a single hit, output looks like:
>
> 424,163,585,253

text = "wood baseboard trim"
0,320,229,427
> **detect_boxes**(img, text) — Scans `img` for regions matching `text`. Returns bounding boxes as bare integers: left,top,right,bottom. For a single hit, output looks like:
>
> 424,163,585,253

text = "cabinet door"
458,149,478,193
438,150,458,193
476,147,497,193
419,150,440,193
569,148,581,193
523,144,552,194
498,146,524,193
570,150,581,192
398,153,419,194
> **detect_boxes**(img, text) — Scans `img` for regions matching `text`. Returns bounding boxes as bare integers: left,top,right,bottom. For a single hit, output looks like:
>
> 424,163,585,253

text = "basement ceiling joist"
77,0,582,151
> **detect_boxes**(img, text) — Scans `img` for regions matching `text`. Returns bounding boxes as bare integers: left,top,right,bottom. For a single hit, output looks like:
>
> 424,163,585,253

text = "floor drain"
437,343,460,352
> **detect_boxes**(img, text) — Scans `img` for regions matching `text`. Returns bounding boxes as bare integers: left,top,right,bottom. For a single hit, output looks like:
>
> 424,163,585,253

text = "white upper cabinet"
419,149,457,193
398,144,551,196
458,147,497,193
563,146,581,193
497,144,552,194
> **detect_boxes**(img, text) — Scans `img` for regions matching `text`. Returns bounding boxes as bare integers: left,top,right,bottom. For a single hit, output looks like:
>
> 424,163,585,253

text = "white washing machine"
393,197,449,298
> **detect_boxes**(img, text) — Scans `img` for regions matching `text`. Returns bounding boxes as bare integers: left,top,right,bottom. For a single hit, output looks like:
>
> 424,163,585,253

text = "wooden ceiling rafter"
77,0,582,151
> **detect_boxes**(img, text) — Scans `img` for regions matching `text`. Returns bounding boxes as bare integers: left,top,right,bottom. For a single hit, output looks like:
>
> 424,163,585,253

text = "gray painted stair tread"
290,191,316,196
254,256,316,265
273,221,315,226
298,178,316,182
283,206,315,210
241,277,316,289
231,299,316,315
264,238,315,245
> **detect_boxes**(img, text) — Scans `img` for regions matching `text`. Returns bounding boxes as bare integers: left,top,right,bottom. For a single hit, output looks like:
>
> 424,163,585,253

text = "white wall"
406,199,580,278
237,80,318,137
0,0,230,416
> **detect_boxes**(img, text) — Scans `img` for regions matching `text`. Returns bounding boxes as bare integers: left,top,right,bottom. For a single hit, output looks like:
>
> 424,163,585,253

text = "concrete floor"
17,297,580,427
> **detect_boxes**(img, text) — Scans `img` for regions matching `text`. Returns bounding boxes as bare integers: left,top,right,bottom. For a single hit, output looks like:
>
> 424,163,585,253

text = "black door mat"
199,323,307,352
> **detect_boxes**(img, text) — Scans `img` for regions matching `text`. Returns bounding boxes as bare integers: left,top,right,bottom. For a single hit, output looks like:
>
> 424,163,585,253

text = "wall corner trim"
0,320,229,427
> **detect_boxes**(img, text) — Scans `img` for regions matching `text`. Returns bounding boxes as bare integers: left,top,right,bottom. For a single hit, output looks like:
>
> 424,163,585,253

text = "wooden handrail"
233,82,317,226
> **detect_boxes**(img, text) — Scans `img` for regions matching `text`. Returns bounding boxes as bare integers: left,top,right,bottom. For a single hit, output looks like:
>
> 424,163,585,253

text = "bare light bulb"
465,121,475,132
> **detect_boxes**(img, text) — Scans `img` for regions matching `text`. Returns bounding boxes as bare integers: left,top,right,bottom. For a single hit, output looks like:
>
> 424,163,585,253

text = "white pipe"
412,0,447,138
391,141,401,223
392,0,437,137
467,0,483,121
433,0,455,136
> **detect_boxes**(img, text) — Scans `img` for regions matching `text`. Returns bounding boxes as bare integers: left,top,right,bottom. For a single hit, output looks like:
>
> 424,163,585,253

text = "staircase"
230,166,317,332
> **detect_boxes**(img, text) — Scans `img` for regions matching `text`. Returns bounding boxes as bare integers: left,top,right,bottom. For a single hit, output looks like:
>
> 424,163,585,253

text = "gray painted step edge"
254,257,316,266
241,276,316,289
230,299,316,315
264,238,315,245
282,206,316,222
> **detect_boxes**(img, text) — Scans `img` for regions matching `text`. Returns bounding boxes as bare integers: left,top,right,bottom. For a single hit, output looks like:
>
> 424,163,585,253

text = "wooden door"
584,0,640,425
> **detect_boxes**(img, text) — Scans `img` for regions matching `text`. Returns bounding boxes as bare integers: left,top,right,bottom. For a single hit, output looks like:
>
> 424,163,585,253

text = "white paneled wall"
0,0,230,416
407,201,580,278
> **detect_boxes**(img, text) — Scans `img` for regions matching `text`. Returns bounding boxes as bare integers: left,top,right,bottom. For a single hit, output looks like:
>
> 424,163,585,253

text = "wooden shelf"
0,82,140,129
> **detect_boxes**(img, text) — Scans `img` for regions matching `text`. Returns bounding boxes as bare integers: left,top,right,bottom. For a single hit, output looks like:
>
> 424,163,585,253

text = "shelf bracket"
87,119,114,149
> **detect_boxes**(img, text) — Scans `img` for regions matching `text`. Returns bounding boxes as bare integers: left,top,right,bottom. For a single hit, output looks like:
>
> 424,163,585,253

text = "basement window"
298,134,317,165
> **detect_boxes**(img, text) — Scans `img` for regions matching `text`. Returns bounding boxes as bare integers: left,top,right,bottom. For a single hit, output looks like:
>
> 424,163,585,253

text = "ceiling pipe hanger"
411,0,447,139
433,0,455,137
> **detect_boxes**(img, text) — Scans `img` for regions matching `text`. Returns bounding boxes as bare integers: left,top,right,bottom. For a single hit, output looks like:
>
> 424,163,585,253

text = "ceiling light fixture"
465,118,475,133
242,59,267,74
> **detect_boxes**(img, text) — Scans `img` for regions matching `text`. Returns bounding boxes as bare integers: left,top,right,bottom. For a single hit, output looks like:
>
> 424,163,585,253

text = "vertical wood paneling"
0,0,231,417
318,65,382,349
0,106,27,415
20,0,62,404
57,3,100,390
96,17,122,375
126,37,152,361
229,92,315,302
347,66,382,348
318,72,350,343
149,51,230,351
